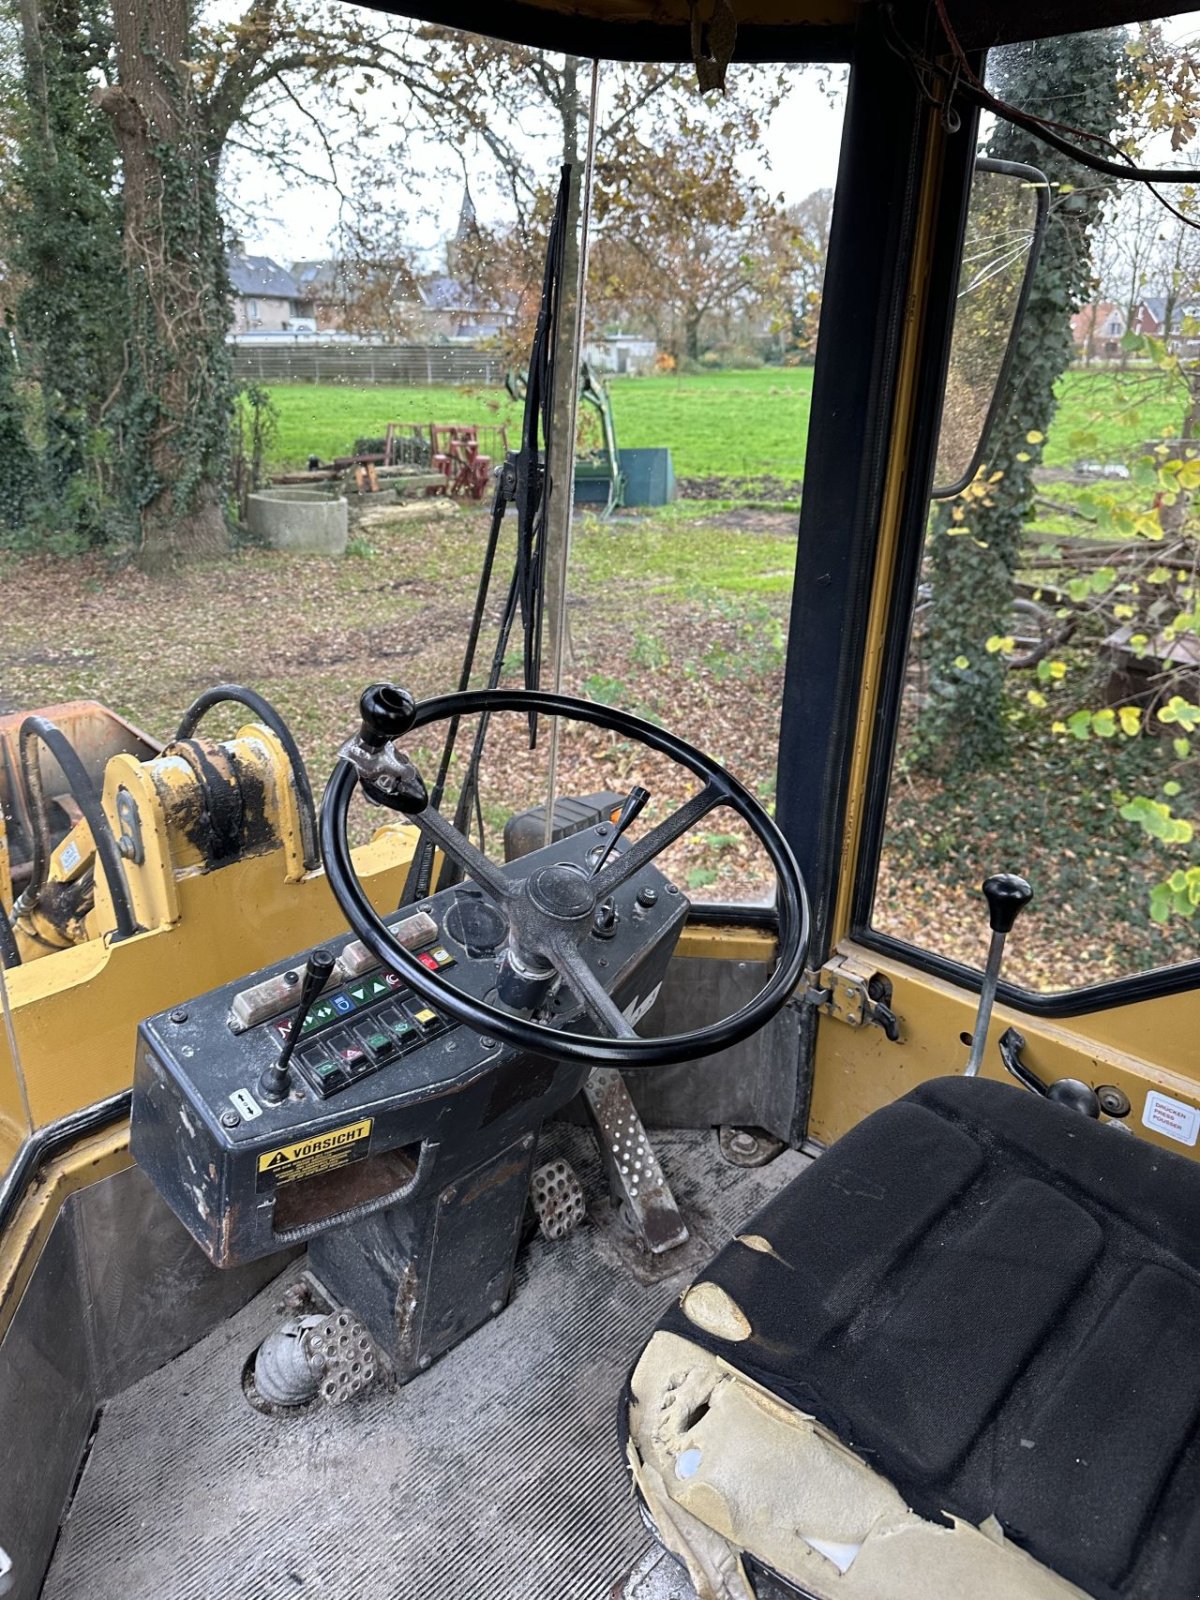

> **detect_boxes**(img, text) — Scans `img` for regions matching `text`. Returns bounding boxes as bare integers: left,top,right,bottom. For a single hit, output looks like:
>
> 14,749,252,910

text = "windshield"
0,11,846,1172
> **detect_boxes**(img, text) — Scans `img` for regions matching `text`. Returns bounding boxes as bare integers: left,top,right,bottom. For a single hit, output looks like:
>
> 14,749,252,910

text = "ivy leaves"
915,28,1127,777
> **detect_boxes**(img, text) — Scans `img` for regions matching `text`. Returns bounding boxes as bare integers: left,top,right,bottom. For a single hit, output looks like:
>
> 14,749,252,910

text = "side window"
867,26,1200,994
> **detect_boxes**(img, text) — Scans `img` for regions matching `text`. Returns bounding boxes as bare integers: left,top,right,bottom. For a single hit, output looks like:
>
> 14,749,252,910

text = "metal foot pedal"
582,1067,689,1255
312,1308,379,1405
246,1303,379,1411
531,1158,587,1240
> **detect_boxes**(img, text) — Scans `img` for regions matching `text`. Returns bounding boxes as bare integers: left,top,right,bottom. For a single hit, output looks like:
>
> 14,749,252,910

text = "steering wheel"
320,685,810,1069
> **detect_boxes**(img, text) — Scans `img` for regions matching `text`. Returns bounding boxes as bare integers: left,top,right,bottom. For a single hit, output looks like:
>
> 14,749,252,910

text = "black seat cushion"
656,1076,1200,1600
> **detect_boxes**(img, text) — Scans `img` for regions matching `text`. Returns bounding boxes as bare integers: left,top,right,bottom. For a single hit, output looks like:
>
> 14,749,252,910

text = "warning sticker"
256,1119,373,1191
1142,1091,1200,1148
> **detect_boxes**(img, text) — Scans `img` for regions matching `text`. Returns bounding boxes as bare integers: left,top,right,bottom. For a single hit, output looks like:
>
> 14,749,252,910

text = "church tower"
446,184,480,277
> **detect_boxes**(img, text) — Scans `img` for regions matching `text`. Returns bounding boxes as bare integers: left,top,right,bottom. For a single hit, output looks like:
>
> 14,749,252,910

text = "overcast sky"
230,60,848,268
227,8,1200,272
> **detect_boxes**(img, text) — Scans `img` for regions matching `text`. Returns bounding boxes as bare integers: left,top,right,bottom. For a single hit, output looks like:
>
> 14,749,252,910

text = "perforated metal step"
44,1126,807,1600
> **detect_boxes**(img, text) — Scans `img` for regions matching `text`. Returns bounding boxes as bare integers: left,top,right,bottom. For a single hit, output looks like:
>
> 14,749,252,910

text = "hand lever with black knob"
998,1028,1100,1117
963,873,1032,1078
259,948,335,1103
590,785,650,878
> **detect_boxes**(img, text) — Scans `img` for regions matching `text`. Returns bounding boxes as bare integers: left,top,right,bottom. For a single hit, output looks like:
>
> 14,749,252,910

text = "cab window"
866,24,1200,995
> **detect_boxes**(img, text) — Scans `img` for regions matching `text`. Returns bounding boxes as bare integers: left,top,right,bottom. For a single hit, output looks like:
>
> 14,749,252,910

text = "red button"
417,952,439,971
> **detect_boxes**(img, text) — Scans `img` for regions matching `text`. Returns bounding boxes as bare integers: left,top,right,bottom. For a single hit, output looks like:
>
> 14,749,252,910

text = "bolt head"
418,1354,432,1370
170,1008,188,1024
220,1110,240,1129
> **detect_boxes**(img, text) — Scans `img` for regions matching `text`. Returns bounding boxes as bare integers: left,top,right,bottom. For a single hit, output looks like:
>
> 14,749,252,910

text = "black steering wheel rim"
320,688,810,1068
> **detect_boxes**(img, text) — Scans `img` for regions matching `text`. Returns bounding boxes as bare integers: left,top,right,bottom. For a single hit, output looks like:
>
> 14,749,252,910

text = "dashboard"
131,827,688,1267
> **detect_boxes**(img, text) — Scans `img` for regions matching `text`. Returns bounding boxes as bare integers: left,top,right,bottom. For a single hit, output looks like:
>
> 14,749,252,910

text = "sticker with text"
1142,1090,1200,1147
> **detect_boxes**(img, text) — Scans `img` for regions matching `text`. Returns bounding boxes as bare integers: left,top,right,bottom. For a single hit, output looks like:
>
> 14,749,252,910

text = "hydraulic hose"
16,716,138,943
175,685,319,870
0,894,21,969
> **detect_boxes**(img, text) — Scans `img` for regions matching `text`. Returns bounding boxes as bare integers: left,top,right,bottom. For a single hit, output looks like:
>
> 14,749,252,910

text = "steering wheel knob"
359,684,417,749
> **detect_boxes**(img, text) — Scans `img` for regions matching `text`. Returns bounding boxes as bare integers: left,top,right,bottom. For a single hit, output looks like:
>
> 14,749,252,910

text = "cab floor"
43,1124,808,1600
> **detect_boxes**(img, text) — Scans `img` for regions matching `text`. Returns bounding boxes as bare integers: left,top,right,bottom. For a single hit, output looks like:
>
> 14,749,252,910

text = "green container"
618,448,674,506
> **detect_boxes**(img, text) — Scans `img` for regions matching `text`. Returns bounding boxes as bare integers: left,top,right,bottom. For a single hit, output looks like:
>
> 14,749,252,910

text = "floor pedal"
582,1068,689,1256
531,1158,587,1240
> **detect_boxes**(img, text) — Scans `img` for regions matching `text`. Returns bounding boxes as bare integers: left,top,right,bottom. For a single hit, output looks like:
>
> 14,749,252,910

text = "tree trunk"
685,313,701,362
101,0,231,572
13,0,126,536
18,0,52,149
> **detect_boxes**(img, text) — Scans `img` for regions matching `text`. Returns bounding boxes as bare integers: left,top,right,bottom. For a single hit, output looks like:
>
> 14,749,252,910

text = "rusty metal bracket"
115,786,144,866
803,955,901,1042
581,1067,689,1255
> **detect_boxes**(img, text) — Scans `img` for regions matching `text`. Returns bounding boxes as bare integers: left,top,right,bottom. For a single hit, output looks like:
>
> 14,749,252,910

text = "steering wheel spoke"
412,803,517,905
590,782,725,900
546,935,638,1040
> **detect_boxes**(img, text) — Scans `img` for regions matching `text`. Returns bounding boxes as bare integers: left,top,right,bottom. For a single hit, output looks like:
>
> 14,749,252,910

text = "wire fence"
230,344,505,387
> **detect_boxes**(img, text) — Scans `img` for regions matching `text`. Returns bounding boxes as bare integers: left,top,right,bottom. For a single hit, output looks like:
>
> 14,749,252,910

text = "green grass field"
268,367,816,480
1045,369,1187,466
265,364,1191,484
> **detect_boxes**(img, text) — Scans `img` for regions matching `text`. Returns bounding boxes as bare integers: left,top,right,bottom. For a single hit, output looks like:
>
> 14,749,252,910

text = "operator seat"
625,1076,1200,1600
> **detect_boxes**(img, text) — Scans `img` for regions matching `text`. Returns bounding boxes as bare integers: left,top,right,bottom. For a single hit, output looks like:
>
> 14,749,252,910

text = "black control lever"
999,1027,1100,1118
963,873,1032,1077
589,785,650,878
342,685,429,813
259,948,335,1103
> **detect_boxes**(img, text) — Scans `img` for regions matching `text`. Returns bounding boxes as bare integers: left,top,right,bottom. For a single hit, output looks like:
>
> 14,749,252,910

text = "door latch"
803,956,901,1042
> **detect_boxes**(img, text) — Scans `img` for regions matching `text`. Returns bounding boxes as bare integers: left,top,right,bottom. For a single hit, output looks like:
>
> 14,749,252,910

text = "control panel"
254,934,458,1101
131,827,689,1268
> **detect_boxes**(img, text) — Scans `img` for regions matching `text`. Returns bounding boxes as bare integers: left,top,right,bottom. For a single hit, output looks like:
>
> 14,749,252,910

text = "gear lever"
589,785,650,877
963,873,1032,1078
259,947,336,1103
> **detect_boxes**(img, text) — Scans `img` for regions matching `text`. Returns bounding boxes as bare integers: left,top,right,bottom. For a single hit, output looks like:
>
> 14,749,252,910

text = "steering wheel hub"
525,863,594,922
